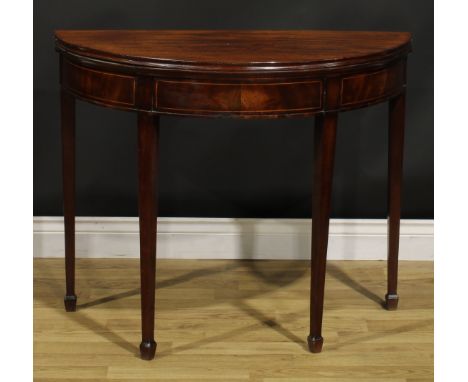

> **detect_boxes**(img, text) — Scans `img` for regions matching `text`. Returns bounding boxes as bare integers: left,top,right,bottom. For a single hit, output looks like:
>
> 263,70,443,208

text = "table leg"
137,113,159,360
61,89,77,312
308,113,338,353
386,92,406,310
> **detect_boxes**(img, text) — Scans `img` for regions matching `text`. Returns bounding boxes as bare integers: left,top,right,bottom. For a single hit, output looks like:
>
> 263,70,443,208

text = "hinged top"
55,30,411,74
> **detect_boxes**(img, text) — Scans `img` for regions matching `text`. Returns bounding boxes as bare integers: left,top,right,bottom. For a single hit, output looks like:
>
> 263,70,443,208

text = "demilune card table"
54,30,412,360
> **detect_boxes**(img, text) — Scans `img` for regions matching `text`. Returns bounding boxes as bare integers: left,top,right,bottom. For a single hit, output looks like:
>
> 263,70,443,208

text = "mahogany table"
55,30,412,360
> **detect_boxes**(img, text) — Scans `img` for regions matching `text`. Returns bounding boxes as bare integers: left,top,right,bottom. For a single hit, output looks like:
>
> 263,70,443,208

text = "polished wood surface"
56,30,411,360
61,59,136,107
155,80,323,115
137,113,159,360
339,60,405,107
60,89,77,312
56,30,411,118
386,92,406,310
308,113,338,353
34,259,434,381
55,30,411,73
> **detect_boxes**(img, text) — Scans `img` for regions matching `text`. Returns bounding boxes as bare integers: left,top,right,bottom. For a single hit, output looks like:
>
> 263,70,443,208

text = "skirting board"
33,217,433,260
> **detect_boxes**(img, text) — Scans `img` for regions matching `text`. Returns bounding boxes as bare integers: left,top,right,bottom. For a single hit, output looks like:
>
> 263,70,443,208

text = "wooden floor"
34,259,433,381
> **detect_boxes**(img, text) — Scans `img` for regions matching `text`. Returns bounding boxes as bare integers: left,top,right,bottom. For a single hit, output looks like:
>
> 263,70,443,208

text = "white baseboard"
33,217,433,261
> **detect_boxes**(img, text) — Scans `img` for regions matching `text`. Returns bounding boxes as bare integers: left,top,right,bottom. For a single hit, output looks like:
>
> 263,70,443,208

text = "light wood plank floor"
34,259,433,381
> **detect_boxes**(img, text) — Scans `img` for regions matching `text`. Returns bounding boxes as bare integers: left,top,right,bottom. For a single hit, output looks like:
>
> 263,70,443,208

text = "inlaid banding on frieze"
340,61,405,106
155,80,323,114
61,60,136,106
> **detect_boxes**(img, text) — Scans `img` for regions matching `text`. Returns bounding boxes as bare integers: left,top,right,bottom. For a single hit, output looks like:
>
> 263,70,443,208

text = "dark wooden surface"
60,89,77,313
137,113,159,360
56,30,410,360
55,30,411,72
308,113,338,353
56,30,411,117
386,92,406,311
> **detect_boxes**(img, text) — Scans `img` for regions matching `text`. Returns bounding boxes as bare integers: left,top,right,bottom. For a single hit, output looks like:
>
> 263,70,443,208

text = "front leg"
137,113,159,360
308,113,338,353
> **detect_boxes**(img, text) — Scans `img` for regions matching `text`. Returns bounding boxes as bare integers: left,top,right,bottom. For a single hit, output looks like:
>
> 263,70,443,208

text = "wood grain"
55,30,411,73
308,113,338,352
156,80,322,115
56,30,410,117
34,259,433,381
340,61,405,106
61,59,136,107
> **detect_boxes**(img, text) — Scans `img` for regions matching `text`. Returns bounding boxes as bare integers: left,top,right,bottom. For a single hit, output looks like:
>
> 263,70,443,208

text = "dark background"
34,0,433,219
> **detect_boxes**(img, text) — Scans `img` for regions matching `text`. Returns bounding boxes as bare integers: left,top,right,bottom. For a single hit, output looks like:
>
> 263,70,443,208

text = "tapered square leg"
61,89,77,312
137,113,159,360
386,92,406,311
308,113,338,353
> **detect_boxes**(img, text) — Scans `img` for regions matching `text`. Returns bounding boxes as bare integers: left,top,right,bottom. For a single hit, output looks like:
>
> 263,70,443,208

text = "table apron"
60,55,407,117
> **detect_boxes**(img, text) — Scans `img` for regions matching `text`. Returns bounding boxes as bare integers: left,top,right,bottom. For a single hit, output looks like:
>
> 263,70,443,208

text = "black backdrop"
34,0,433,219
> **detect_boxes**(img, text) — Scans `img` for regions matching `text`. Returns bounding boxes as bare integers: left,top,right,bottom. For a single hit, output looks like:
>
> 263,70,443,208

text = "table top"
55,30,411,74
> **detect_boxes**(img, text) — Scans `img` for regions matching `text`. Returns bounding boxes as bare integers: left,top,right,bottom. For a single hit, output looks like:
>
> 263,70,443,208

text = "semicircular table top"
55,30,412,117
55,30,411,73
